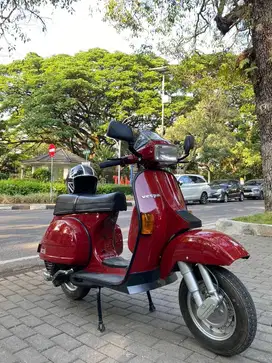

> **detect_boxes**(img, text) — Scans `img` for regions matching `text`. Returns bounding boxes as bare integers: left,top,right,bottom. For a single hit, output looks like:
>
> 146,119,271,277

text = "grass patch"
0,193,57,204
233,212,272,225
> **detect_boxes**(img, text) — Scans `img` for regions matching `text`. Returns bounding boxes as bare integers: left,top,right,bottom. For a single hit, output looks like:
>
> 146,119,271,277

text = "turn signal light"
141,213,154,235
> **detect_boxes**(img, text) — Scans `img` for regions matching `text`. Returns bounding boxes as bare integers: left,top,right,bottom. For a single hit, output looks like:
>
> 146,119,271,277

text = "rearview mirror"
183,135,195,154
106,121,134,144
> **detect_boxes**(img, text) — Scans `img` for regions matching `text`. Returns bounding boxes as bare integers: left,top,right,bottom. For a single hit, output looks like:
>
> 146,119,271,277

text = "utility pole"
162,73,165,135
149,66,171,136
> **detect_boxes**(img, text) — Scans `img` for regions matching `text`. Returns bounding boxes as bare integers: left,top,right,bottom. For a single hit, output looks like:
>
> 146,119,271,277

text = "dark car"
208,179,244,203
243,179,264,200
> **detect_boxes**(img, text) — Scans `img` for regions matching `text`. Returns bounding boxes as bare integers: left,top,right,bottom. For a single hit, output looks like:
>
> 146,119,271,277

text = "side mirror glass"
106,121,134,144
183,135,195,154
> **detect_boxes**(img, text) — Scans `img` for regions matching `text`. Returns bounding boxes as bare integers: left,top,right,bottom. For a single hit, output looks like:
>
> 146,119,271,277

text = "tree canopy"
0,48,261,181
94,1,272,211
0,48,182,158
165,52,261,179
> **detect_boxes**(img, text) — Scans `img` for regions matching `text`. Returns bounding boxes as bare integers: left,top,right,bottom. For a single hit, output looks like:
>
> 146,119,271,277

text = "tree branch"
215,3,246,35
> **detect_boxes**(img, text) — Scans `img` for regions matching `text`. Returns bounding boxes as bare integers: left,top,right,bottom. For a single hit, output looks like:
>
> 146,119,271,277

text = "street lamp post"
150,66,170,136
115,113,136,184
117,140,121,184
161,73,165,135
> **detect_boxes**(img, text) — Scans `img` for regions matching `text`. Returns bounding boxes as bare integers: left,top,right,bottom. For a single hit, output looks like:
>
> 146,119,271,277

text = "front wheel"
61,282,91,300
239,192,244,202
200,192,208,205
179,266,257,356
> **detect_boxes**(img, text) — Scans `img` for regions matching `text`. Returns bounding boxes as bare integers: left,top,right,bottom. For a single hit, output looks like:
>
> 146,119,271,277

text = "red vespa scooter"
38,121,257,356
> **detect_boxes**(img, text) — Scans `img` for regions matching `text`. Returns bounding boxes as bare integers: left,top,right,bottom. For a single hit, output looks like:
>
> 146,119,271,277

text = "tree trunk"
252,0,272,211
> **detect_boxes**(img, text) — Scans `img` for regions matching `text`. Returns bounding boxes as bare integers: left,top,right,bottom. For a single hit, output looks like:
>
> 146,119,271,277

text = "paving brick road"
1,234,272,363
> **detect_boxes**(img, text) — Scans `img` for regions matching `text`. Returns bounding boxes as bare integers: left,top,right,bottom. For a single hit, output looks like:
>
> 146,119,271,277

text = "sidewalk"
1,235,272,363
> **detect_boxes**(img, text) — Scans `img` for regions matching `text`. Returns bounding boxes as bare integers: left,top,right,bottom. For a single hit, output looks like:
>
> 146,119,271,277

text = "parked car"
243,179,264,199
175,174,211,204
208,179,244,202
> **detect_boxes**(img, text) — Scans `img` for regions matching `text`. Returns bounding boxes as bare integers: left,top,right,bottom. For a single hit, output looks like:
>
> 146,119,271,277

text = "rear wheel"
179,266,257,356
260,191,264,200
61,282,91,300
200,192,208,205
239,192,244,202
223,193,228,203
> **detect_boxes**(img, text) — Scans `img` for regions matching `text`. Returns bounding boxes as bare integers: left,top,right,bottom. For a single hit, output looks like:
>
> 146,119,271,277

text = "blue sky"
0,1,132,63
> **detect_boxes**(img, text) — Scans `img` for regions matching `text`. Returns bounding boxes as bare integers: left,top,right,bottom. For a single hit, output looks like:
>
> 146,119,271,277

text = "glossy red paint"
39,216,90,265
40,212,126,276
39,133,251,287
128,170,189,273
160,229,249,279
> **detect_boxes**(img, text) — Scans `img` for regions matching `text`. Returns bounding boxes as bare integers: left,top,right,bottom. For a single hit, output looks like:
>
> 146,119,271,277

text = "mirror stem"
129,143,142,158
178,153,189,162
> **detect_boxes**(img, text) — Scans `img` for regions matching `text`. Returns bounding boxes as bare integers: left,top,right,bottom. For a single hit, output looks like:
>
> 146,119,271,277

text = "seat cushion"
54,192,127,215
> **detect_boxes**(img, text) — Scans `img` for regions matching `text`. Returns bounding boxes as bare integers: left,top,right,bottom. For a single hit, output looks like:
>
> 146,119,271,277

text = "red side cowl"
39,216,90,265
160,229,249,279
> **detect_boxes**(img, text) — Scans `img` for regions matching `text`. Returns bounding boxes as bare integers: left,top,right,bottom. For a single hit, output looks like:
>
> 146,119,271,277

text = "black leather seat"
54,192,127,215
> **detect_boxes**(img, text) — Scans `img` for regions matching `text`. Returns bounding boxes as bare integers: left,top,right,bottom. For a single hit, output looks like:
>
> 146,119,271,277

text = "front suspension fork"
178,262,221,320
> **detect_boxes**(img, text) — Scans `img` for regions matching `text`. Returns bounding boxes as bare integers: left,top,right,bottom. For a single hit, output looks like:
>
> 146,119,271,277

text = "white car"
175,174,211,204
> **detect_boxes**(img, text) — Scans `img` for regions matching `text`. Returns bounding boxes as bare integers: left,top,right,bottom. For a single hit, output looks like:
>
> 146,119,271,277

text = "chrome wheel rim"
187,282,236,341
201,193,208,204
64,282,78,292
224,194,228,202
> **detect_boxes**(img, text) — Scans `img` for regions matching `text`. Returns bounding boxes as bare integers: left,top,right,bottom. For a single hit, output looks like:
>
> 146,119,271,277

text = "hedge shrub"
0,173,9,180
0,179,132,196
32,168,51,182
0,193,58,204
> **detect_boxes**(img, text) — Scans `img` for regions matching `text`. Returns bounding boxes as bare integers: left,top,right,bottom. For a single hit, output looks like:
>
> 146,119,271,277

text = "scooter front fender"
160,229,249,279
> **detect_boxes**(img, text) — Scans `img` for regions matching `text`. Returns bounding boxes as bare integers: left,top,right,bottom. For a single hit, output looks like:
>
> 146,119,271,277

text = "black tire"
221,193,228,203
239,192,244,202
179,266,257,356
200,192,208,205
61,282,91,300
260,191,264,200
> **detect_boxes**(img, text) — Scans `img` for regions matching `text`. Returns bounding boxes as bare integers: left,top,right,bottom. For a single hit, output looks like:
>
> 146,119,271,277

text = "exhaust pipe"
43,269,52,281
43,268,74,286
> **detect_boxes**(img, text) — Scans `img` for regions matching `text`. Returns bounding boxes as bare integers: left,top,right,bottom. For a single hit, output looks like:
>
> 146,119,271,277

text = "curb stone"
0,201,135,211
216,218,272,237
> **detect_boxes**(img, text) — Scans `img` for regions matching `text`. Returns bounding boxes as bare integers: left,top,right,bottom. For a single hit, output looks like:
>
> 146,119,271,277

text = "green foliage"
165,53,261,180
92,144,116,181
0,179,55,195
233,213,272,225
96,1,249,56
0,172,9,180
0,49,176,156
32,168,51,182
0,179,132,196
97,184,132,195
0,193,58,204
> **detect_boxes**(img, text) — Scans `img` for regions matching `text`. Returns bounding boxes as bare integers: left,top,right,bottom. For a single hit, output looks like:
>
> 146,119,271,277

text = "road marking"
0,224,49,231
0,255,39,265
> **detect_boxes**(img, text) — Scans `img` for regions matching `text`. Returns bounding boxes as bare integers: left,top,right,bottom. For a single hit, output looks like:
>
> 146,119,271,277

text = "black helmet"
66,164,97,194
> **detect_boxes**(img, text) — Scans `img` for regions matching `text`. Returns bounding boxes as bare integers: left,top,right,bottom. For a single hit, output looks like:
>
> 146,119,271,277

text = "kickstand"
97,287,105,332
147,291,156,312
